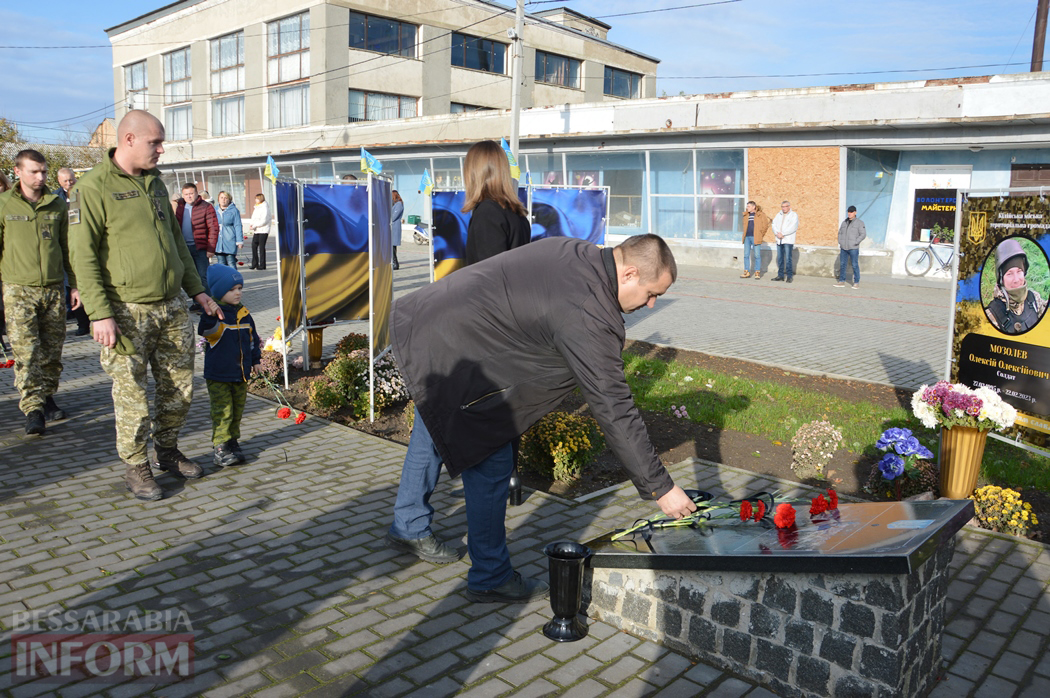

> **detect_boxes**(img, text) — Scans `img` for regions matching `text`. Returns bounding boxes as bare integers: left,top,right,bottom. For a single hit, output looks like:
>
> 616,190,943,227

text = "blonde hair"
461,140,525,217
256,193,265,203
217,190,231,205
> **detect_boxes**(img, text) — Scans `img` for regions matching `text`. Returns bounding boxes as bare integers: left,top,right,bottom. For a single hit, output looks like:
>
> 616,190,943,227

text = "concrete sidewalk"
0,247,1047,697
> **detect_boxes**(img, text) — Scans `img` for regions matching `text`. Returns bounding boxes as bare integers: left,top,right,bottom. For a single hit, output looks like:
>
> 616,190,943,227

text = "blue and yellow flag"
264,156,280,184
419,169,434,197
524,171,532,188
361,148,383,175
500,138,520,181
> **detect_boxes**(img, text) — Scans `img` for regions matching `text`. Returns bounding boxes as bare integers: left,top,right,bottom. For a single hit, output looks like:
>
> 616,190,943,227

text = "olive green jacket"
68,150,205,321
0,185,74,288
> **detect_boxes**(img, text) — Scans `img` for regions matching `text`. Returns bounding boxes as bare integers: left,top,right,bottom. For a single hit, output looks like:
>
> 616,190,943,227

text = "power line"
594,1,742,19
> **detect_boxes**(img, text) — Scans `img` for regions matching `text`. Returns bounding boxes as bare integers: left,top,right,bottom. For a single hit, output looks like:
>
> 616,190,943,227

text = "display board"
952,191,1050,451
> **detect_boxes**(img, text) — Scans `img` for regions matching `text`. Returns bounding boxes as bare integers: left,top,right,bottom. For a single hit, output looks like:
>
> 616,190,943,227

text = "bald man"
68,110,223,501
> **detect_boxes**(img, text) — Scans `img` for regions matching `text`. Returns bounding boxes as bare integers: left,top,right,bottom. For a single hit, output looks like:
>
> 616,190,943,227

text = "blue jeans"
776,243,794,278
838,248,859,283
390,408,514,590
743,235,758,273
215,253,237,268
186,243,210,286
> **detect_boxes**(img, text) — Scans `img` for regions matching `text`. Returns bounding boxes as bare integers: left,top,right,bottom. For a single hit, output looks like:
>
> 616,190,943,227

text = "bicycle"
904,239,955,276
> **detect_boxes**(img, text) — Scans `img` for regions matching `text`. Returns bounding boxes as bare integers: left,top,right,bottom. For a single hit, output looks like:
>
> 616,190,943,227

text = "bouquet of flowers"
911,381,1016,432
869,427,936,500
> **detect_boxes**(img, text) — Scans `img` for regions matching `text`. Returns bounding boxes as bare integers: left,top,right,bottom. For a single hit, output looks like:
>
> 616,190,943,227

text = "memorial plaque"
586,500,974,574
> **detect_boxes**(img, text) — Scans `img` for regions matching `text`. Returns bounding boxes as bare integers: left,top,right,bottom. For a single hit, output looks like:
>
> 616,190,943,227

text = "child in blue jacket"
199,265,261,466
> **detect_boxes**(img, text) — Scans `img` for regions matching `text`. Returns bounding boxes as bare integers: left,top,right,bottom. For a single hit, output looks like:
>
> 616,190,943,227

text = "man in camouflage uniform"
0,149,78,436
69,110,224,501
985,238,1048,335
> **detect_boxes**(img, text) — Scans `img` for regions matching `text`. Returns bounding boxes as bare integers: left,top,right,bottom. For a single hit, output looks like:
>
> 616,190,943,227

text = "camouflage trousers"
1,282,65,415
207,379,247,445
99,297,194,465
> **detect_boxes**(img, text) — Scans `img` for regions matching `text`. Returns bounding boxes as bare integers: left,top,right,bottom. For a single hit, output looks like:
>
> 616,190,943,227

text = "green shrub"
520,412,604,482
307,376,346,415
334,332,369,357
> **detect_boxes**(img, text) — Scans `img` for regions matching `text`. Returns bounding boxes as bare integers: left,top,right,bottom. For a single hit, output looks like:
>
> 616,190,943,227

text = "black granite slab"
585,500,975,574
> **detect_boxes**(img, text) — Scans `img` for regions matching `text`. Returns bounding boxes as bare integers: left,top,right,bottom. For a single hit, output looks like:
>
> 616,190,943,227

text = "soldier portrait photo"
981,236,1050,336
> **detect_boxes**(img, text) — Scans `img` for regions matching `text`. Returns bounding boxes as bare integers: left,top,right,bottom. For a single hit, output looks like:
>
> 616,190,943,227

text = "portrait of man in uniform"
982,236,1050,336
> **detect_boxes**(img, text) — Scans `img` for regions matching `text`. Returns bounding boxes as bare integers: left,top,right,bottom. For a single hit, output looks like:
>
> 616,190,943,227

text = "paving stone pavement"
0,247,1046,697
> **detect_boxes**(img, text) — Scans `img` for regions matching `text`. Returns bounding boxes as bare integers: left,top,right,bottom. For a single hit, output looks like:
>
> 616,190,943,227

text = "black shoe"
43,396,65,421
25,410,45,436
228,439,246,463
75,326,90,337
466,571,550,604
786,276,793,284
213,442,239,467
392,262,400,270
154,446,204,479
248,265,257,270
385,533,462,564
771,276,785,282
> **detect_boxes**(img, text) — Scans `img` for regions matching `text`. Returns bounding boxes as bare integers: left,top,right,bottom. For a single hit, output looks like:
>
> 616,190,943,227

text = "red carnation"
238,261,245,266
774,502,796,529
740,500,753,521
2,359,13,368
276,407,292,419
753,499,767,521
294,412,306,424
828,488,839,509
810,495,828,517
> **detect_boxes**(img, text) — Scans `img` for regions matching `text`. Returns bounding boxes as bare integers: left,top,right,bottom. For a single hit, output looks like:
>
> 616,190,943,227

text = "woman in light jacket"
214,191,243,268
391,190,404,270
248,193,271,270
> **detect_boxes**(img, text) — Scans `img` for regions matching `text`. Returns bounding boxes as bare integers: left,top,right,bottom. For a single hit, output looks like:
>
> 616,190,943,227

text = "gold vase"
939,426,989,499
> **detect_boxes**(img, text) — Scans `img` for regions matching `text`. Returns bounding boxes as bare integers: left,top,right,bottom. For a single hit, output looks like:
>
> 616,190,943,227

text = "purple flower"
876,427,913,450
879,453,905,481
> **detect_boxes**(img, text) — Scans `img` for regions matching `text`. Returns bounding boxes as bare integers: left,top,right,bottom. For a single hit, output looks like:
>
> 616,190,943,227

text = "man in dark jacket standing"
175,183,218,305
834,206,867,289
386,234,697,602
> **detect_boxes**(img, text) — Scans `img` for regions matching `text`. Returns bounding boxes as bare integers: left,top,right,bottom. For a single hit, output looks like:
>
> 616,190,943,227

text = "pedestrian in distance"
247,193,270,270
834,206,866,289
462,140,531,266
213,191,243,268
199,265,261,467
54,168,90,336
0,172,9,353
391,190,404,270
740,201,770,279
770,200,799,283
386,234,697,603
175,182,218,309
68,109,224,501
0,149,78,435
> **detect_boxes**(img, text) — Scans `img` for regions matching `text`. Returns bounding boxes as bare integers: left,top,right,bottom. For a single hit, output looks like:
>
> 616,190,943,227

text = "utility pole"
1034,0,1049,71
509,0,525,165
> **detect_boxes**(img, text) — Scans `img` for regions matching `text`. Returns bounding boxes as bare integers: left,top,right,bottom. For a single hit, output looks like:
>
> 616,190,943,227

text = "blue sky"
0,0,1043,143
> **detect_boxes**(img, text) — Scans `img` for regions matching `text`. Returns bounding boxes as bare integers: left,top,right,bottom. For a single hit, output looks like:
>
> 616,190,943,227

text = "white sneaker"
833,282,846,288
851,283,859,289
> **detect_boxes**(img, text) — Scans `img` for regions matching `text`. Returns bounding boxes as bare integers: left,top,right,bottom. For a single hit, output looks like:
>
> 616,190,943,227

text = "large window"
450,103,492,113
163,48,191,105
212,96,244,136
451,32,505,74
604,66,641,99
267,12,310,85
165,105,192,141
269,84,309,129
349,12,416,57
535,51,580,89
211,32,244,95
349,90,417,122
124,61,148,110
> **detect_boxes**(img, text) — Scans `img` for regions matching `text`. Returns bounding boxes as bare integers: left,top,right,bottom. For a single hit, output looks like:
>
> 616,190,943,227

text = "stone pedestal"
582,500,972,698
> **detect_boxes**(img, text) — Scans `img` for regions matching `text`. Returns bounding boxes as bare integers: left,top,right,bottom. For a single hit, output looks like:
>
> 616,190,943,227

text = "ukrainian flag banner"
361,148,383,175
419,169,434,197
264,156,280,183
500,138,520,181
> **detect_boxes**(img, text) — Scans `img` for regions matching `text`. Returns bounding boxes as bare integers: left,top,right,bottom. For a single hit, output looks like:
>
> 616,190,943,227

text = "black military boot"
155,446,204,479
228,439,246,463
125,462,162,501
25,410,45,436
44,396,65,421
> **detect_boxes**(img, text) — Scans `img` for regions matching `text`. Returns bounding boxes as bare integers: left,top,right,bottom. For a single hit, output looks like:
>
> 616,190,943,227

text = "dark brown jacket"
390,236,674,500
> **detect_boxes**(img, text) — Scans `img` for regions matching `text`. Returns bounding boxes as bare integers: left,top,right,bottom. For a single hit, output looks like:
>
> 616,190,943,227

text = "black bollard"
542,541,592,642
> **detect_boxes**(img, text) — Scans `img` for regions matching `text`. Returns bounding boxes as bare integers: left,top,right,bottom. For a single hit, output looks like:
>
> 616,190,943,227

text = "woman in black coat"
462,140,530,265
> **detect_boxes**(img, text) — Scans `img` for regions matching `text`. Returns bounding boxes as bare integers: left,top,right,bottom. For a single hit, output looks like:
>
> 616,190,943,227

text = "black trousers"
251,234,269,270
